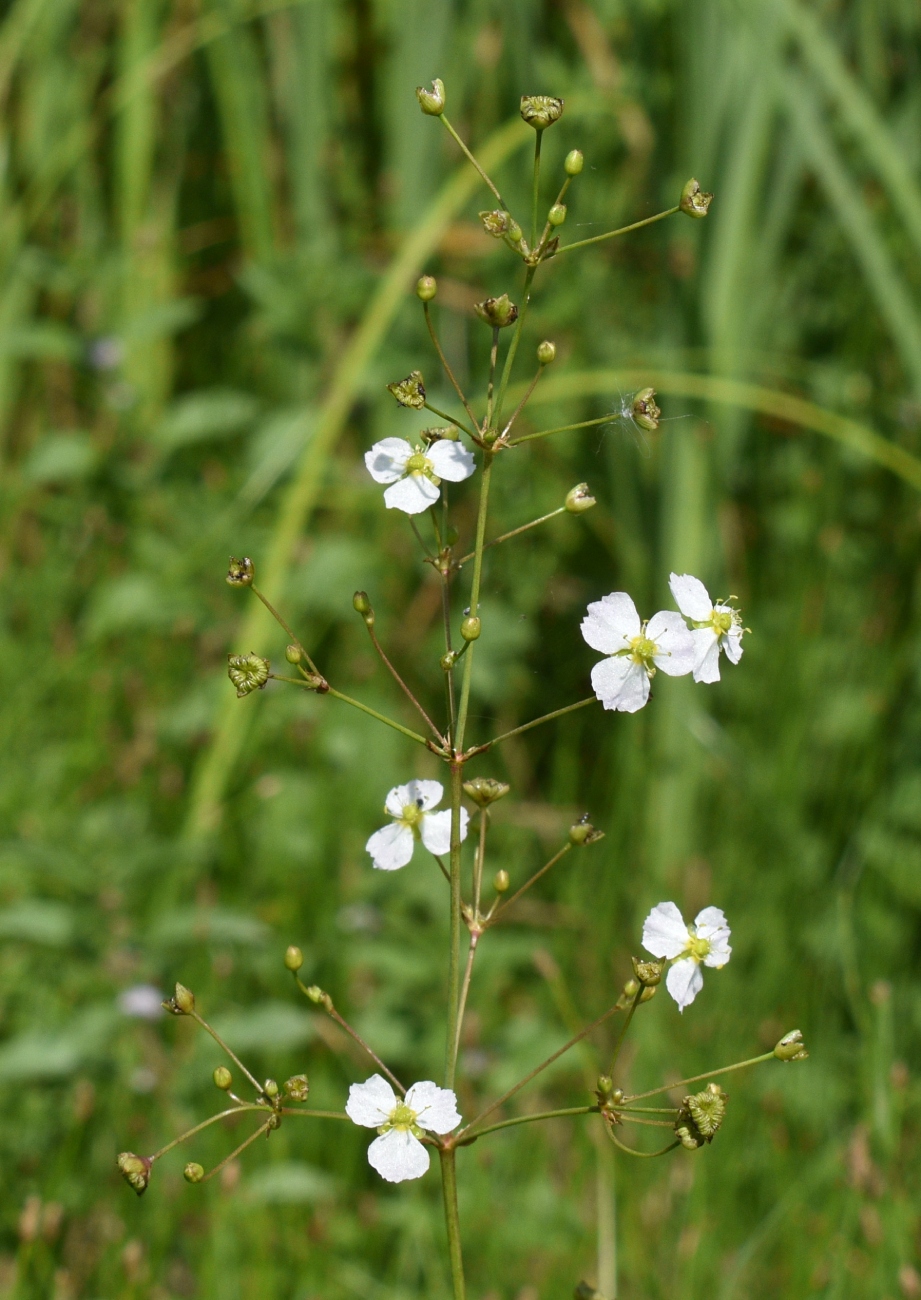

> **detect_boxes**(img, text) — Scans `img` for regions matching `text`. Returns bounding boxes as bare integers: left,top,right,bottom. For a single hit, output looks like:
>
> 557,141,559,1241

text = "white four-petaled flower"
641,901,732,1011
669,573,745,683
346,1074,461,1182
365,779,469,871
580,592,696,712
364,437,475,515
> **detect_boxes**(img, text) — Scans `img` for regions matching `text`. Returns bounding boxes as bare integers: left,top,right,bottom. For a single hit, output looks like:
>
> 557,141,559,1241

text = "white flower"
580,591,696,712
641,901,732,1012
346,1074,461,1183
365,779,469,871
668,573,745,683
364,436,475,515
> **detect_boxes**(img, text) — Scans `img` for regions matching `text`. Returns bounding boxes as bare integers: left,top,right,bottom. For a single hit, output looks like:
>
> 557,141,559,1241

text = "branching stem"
490,842,572,922
555,206,679,256
466,695,596,757
624,1050,776,1104
456,506,565,568
362,620,445,744
424,301,479,429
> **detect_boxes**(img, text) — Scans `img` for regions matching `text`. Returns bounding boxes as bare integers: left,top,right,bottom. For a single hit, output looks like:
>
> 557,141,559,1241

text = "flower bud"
226,556,254,587
679,177,713,219
537,340,556,366
117,1152,152,1196
493,869,510,893
263,1079,279,1099
631,957,663,987
416,275,437,301
564,149,584,176
639,984,657,1002
183,1162,204,1184
569,816,604,846
565,483,596,513
460,615,481,641
416,78,445,116
284,944,304,972
508,220,523,244
622,978,639,999
463,777,510,807
283,646,301,667
596,1074,614,1099
305,985,333,1011
548,203,567,227
630,387,660,432
352,591,374,625
227,653,270,698
473,294,519,329
387,370,426,409
285,1073,310,1101
162,983,195,1015
479,209,511,239
213,1066,232,1090
774,1029,809,1062
520,95,563,130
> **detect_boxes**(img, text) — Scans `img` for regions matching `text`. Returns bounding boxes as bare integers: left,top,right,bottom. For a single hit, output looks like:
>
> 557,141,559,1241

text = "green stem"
493,265,535,429
609,987,644,1078
485,327,499,429
363,621,446,744
279,1109,351,1120
439,1147,466,1300
250,584,321,675
455,507,565,567
191,1013,264,1095
441,574,456,743
509,413,616,447
534,174,572,254
461,1104,597,1143
294,977,406,1095
424,301,479,429
452,932,479,1071
201,1119,273,1182
150,1105,261,1161
625,1051,776,1104
490,842,571,922
473,810,488,917
604,1128,681,1160
455,454,494,754
440,114,509,212
555,206,679,256
424,400,477,439
500,364,545,438
325,686,433,749
531,131,542,249
467,696,596,757
445,761,465,1087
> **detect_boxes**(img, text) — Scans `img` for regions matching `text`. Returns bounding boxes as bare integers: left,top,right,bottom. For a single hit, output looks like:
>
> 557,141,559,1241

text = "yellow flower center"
685,932,711,962
389,1102,418,1131
405,451,433,476
710,608,733,636
400,802,424,828
628,634,658,665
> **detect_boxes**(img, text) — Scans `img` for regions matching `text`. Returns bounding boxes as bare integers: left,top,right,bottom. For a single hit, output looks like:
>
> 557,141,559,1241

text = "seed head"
774,1029,809,1062
387,370,426,409
473,295,519,329
520,95,564,130
183,1163,204,1184
631,387,661,432
463,777,510,807
679,178,713,219
565,483,596,513
117,1152,152,1196
227,653,270,698
285,1074,310,1102
226,556,254,587
416,79,445,116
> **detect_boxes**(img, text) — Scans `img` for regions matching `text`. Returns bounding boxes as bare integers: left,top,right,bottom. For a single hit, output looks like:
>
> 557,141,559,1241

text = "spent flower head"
346,1074,460,1182
387,370,426,409
366,779,469,871
680,177,713,218
581,591,696,712
642,902,731,1011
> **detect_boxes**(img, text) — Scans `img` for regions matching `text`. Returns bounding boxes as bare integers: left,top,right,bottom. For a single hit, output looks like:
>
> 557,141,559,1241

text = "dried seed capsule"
416,79,445,116
473,295,519,328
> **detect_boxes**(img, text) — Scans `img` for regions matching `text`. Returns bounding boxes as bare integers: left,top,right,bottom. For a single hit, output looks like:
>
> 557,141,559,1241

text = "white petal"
646,611,696,677
427,439,475,482
723,625,744,665
346,1074,398,1127
403,779,444,812
404,1081,461,1134
695,907,732,967
420,806,468,856
666,958,704,1011
694,905,728,931
366,822,415,871
691,629,721,683
383,474,440,514
590,656,649,713
642,901,690,959
367,1128,430,1183
384,783,414,817
668,572,712,621
580,593,641,654
365,438,412,484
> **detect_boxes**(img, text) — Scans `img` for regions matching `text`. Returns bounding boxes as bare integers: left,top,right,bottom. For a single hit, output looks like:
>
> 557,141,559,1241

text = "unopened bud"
441,650,458,670
774,1029,809,1062
548,203,567,227
463,777,510,807
639,983,657,1002
183,1162,204,1184
461,615,481,641
479,209,511,239
416,78,445,116
162,983,195,1015
537,340,556,365
263,1079,279,1099
520,95,563,130
631,387,660,432
493,869,510,893
226,556,254,587
631,957,663,987
508,220,523,244
622,978,639,999
285,645,303,666
306,985,332,1011
474,294,519,329
565,483,596,513
213,1066,232,1090
565,149,584,176
387,370,426,409
285,1074,310,1101
352,591,374,625
596,1075,614,1098
117,1152,152,1196
679,177,713,219
416,275,437,301
284,944,304,972
227,653,270,698
569,816,604,846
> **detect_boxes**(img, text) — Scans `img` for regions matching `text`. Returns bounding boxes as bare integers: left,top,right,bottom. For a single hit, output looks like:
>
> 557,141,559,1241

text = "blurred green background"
2,0,921,1295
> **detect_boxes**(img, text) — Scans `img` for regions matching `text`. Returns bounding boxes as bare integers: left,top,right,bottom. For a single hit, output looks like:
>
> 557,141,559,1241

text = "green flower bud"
564,149,584,176
183,1162,204,1184
569,817,604,846
679,177,713,219
520,95,564,131
416,275,437,301
537,340,556,366
263,1079,279,1099
774,1029,809,1062
479,209,511,239
387,370,426,409
226,556,254,587
117,1152,152,1196
285,644,302,665
631,957,663,987
227,653,270,698
622,978,639,999
463,777,510,807
565,483,596,513
213,1066,233,1091
284,944,304,972
493,869,510,893
639,983,657,1002
306,985,333,1011
162,982,195,1015
352,591,374,625
473,294,519,329
596,1074,614,1098
416,78,445,116
548,203,567,227
631,387,660,432
460,615,481,641
508,220,523,244
285,1074,310,1102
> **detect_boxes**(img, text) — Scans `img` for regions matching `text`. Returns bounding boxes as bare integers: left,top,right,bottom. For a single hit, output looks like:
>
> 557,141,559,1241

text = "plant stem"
555,206,679,255
452,932,479,1070
625,1050,777,1104
250,584,320,676
455,507,565,567
441,574,456,743
424,400,477,439
325,686,433,749
279,1109,351,1120
609,987,643,1077
439,1147,466,1300
493,266,535,429
201,1119,273,1182
500,364,545,438
604,1128,681,1160
467,695,595,756
445,761,465,1087
294,978,406,1095
440,114,508,212
191,1013,265,1095
424,301,479,429
150,1105,260,1161
461,1104,597,1143
531,131,542,249
363,620,445,744
485,326,499,428
473,810,488,917
490,842,571,922
455,453,494,754
509,412,616,447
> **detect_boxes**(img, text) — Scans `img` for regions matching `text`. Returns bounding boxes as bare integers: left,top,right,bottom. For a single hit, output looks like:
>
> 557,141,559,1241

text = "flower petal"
366,822,415,871
404,1081,461,1134
403,779,444,812
420,807,468,856
383,474,440,514
367,1128,430,1183
691,629,721,683
365,438,412,484
580,592,641,654
642,901,690,959
427,439,475,483
722,624,744,665
665,958,704,1011
384,783,414,817
695,906,732,968
668,572,712,622
590,656,649,713
346,1074,397,1128
646,611,696,677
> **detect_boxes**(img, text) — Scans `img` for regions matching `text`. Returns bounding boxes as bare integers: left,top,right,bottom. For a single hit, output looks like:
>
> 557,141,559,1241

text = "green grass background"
1,0,920,1295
